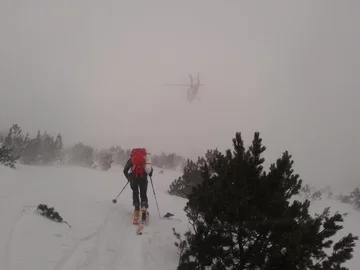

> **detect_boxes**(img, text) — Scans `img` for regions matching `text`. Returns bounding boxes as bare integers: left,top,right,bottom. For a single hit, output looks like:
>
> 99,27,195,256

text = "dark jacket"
123,158,153,181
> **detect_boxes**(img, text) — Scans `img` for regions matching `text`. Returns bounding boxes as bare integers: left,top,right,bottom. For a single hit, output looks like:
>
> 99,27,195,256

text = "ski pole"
149,176,161,219
112,181,129,204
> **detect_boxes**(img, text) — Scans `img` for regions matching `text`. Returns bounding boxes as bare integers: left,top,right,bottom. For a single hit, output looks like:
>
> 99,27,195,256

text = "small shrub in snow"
336,187,360,210
300,184,323,201
36,204,71,228
350,187,360,210
311,190,322,200
337,193,353,204
152,152,185,170
300,184,312,199
91,163,97,169
321,185,333,199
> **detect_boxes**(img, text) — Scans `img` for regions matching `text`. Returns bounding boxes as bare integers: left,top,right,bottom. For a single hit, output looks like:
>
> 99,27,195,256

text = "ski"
136,210,149,235
137,223,144,235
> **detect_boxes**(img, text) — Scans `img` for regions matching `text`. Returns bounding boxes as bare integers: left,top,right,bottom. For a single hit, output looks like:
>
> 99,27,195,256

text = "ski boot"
141,206,149,225
133,208,140,224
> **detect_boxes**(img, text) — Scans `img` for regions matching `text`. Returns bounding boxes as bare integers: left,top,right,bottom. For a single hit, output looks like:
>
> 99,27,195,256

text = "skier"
123,148,153,224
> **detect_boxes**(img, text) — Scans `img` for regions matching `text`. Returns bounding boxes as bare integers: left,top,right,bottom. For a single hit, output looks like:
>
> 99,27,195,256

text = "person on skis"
123,148,153,224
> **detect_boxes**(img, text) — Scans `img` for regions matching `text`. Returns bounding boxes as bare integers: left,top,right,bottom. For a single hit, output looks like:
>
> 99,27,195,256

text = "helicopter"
165,72,204,103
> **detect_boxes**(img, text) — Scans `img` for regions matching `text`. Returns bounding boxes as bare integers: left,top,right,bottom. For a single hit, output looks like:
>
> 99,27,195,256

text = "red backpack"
131,148,147,178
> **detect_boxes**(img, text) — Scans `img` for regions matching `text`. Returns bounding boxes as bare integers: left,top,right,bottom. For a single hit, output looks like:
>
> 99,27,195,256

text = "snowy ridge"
0,164,359,269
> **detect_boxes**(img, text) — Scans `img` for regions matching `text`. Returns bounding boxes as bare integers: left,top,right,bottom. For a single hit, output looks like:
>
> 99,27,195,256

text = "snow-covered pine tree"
98,150,113,171
0,143,18,168
168,157,205,198
4,124,26,158
69,142,94,167
174,132,358,269
350,187,360,210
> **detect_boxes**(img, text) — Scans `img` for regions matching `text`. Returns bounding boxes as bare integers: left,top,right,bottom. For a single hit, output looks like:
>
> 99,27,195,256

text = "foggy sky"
1,1,359,190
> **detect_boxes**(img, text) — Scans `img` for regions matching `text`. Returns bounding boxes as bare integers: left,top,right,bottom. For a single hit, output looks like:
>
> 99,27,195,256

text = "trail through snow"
0,163,359,269
0,164,186,270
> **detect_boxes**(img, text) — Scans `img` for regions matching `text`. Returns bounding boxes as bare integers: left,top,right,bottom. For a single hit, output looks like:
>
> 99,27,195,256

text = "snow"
0,163,359,270
0,164,187,270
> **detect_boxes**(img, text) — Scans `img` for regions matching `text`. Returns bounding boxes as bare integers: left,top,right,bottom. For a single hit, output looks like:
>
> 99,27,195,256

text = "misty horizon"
1,1,359,190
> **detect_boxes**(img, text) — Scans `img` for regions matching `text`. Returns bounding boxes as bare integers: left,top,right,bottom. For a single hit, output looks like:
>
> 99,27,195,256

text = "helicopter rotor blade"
164,84,204,86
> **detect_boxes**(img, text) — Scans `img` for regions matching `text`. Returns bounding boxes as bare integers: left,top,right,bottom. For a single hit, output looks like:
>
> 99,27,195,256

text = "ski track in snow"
53,206,144,270
4,204,46,270
54,204,179,270
53,229,98,270
79,206,143,270
0,165,186,270
3,203,27,270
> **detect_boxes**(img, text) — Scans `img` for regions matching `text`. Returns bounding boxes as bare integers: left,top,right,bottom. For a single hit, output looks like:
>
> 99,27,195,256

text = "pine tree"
54,133,63,162
109,145,128,165
56,133,63,150
165,153,176,169
350,187,360,210
168,157,205,198
21,137,41,164
98,151,113,171
174,132,358,269
4,124,26,158
40,132,56,163
168,150,219,198
0,144,19,168
69,142,94,167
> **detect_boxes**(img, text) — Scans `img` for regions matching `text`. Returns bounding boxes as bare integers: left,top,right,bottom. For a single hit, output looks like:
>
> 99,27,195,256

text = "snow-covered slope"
0,164,359,269
0,164,187,270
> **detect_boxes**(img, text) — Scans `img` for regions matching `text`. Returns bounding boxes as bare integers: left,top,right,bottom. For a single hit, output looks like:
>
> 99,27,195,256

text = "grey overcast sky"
0,1,359,189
